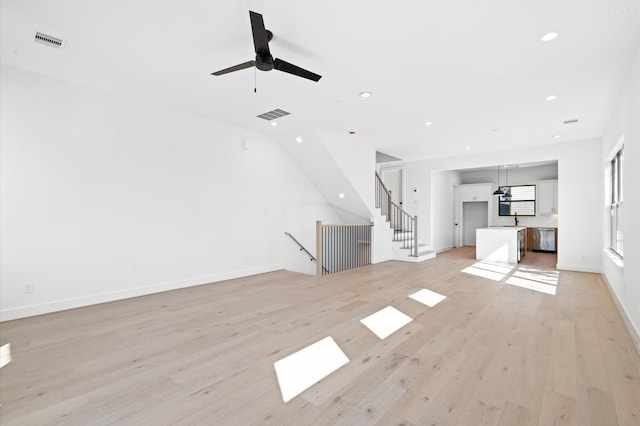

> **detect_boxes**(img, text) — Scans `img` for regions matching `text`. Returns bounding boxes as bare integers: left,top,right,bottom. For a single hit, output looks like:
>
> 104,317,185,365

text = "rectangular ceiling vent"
34,32,65,48
563,118,579,124
257,109,290,121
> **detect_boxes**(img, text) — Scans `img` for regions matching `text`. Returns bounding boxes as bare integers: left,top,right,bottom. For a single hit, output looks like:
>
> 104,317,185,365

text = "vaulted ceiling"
2,0,638,161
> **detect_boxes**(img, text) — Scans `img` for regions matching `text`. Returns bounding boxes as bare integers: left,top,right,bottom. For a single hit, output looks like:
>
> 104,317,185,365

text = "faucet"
514,212,519,227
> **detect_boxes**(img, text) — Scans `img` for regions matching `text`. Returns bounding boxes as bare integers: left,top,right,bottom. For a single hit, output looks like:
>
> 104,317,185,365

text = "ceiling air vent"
257,109,290,121
34,32,64,48
563,119,579,124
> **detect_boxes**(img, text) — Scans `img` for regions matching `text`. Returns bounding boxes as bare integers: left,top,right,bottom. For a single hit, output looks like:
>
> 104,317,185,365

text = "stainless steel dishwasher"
532,228,556,252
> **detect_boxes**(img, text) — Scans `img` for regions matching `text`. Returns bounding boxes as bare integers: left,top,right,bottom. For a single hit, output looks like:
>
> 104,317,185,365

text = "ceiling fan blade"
249,11,271,55
211,60,256,76
274,58,322,82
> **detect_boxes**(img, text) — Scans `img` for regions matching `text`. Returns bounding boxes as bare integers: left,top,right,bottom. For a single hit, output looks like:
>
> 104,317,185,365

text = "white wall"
0,65,340,320
313,127,394,263
398,138,602,273
277,126,393,263
601,44,640,348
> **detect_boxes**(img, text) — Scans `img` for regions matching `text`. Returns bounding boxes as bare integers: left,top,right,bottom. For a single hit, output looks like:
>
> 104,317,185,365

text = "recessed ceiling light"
295,137,303,143
492,128,500,133
359,92,372,98
611,7,627,15
541,32,559,42
552,134,561,138
465,147,471,151
270,122,278,126
424,121,433,126
338,193,345,198
545,95,557,101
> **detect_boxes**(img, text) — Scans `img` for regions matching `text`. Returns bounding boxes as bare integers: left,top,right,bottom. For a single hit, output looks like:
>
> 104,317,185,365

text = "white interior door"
462,202,488,246
381,168,403,208
381,167,404,230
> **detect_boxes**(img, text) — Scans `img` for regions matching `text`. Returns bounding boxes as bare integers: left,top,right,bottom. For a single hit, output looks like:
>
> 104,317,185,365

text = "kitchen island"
476,227,527,264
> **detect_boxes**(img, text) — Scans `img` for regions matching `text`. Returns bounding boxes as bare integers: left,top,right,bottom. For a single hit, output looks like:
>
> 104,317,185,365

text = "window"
498,185,536,216
610,147,623,257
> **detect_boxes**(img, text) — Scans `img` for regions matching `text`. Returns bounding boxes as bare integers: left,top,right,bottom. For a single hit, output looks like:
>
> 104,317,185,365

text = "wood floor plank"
577,384,619,426
0,247,638,425
497,400,538,426
538,391,577,426
544,318,578,397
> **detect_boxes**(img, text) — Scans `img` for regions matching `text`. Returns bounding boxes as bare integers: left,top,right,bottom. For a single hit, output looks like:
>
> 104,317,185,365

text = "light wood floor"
1,247,638,425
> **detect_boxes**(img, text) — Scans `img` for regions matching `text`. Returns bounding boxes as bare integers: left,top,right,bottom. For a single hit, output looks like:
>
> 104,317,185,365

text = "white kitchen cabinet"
537,181,558,214
458,184,491,202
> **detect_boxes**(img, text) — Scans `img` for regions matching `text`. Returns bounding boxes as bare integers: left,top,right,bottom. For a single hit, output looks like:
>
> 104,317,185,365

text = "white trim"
601,274,640,355
372,255,394,264
606,134,624,161
603,248,624,268
555,263,601,273
0,264,283,322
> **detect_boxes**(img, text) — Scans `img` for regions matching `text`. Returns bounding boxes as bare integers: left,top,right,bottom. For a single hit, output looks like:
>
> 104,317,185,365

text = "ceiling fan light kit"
211,11,321,82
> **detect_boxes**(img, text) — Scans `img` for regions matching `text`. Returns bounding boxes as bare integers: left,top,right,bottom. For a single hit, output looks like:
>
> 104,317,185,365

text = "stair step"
394,241,427,248
393,250,436,263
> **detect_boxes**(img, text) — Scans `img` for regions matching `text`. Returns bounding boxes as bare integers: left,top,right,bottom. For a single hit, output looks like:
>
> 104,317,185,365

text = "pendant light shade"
493,166,504,196
503,166,512,199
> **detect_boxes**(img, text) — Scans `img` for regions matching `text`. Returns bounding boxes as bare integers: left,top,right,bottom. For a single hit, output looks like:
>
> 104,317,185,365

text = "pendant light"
492,166,504,196
503,166,512,199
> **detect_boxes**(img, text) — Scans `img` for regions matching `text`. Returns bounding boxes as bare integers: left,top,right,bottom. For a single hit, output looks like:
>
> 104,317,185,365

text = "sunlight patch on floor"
513,268,560,284
505,267,560,295
0,343,11,368
409,288,447,307
506,275,558,295
461,260,515,282
360,306,413,339
273,336,349,402
460,257,561,296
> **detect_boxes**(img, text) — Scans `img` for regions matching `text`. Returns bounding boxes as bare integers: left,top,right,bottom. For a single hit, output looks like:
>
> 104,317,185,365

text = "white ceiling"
1,0,638,161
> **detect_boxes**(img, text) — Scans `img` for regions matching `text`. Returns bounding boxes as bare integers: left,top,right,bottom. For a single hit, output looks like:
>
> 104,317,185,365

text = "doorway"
462,202,488,246
380,167,404,208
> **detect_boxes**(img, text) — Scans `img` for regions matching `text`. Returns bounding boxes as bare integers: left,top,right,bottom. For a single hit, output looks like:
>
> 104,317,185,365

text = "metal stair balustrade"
375,173,419,257
375,172,392,221
315,221,373,276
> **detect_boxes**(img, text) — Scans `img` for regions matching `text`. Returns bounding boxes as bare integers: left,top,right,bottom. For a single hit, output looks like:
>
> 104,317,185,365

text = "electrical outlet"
24,282,34,294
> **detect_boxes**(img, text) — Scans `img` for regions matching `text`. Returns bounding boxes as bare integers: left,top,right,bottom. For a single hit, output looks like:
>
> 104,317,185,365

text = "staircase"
375,173,436,262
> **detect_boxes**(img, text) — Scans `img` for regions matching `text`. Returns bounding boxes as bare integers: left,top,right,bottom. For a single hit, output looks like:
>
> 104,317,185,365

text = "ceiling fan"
211,11,322,82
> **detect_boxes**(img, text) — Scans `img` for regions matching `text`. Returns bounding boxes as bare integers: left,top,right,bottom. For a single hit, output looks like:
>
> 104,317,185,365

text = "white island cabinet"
476,227,527,264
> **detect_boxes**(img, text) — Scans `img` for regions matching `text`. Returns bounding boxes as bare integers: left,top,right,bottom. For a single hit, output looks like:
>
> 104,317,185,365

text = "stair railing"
391,202,419,257
375,172,392,221
316,221,373,275
284,232,329,274
375,172,418,257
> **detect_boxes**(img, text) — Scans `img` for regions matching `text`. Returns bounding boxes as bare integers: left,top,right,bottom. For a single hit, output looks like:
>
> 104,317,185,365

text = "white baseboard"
0,264,283,322
436,245,453,254
601,274,640,355
555,263,601,273
372,255,393,264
